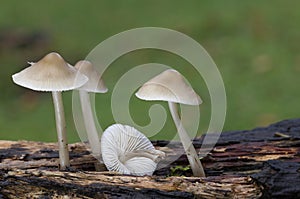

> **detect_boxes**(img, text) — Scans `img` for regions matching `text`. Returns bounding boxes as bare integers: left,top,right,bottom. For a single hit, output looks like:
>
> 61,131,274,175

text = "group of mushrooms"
12,52,205,177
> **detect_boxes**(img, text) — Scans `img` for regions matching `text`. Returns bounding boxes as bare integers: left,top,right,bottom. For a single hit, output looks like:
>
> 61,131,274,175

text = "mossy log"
0,119,299,198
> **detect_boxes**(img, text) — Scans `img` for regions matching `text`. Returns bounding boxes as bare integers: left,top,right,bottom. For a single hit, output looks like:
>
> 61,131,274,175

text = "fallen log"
0,118,299,198
1,169,259,199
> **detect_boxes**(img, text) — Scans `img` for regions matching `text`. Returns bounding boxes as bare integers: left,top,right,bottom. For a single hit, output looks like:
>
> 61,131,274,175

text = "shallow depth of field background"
0,1,299,142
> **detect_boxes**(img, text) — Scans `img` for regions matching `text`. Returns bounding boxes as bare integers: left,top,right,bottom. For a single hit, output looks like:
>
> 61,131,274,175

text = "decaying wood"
0,169,260,199
0,141,261,198
0,118,299,198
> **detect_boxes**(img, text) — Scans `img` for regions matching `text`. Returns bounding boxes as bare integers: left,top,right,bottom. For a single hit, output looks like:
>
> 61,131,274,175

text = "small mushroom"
12,52,88,170
101,124,165,176
74,60,108,158
135,69,205,177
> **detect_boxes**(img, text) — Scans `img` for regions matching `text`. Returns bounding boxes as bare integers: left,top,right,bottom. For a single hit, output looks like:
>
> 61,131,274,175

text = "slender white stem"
122,149,165,163
168,102,205,177
79,90,101,158
52,91,70,170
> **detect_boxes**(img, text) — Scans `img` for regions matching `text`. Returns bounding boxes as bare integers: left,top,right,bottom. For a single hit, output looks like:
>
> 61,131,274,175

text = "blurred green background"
0,1,299,143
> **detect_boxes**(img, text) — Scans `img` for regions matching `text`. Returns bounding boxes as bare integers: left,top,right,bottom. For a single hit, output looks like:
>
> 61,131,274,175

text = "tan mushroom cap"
135,69,202,105
12,52,88,92
74,60,108,93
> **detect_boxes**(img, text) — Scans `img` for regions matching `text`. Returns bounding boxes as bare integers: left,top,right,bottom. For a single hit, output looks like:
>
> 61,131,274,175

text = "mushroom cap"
12,52,88,92
74,60,108,93
101,124,157,176
135,69,202,105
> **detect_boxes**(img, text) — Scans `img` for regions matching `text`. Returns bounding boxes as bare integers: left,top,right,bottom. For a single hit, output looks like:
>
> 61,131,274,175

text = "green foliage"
170,165,191,176
1,0,300,142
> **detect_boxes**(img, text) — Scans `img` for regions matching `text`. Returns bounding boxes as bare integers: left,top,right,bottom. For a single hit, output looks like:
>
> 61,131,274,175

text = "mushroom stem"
123,149,165,163
52,91,70,170
168,102,205,177
79,90,101,158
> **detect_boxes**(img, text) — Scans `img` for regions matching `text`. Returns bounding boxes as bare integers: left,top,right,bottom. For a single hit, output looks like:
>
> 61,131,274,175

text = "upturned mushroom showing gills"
101,124,165,176
12,52,88,170
135,69,205,177
75,60,108,159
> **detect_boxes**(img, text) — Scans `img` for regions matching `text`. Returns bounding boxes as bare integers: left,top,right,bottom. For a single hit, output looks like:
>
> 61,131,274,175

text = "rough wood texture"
0,118,299,198
0,141,261,198
1,169,260,199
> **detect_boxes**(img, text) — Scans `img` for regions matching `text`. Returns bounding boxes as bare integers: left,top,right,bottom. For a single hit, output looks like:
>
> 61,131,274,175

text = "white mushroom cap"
101,124,163,176
74,60,108,93
135,69,202,105
12,52,88,92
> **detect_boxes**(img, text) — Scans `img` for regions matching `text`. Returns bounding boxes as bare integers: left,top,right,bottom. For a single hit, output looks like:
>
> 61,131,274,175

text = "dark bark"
0,118,299,198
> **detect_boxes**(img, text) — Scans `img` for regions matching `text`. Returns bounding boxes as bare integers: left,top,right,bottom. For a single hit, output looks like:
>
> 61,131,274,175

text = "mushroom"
74,60,108,159
12,52,88,170
135,69,205,177
101,124,165,176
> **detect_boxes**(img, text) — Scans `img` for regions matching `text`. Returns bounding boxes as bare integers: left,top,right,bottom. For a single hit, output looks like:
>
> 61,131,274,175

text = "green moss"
170,165,191,176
